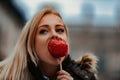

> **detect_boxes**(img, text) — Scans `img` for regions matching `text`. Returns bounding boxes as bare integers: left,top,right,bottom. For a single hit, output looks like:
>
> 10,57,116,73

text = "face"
35,14,68,66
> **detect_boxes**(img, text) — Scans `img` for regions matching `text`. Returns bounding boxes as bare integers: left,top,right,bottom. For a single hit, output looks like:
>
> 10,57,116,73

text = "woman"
0,6,98,80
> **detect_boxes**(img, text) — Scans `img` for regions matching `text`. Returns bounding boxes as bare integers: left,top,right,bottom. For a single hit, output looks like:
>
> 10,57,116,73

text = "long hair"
0,6,67,80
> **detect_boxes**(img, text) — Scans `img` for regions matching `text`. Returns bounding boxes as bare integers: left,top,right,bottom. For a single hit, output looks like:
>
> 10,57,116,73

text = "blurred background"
0,0,120,80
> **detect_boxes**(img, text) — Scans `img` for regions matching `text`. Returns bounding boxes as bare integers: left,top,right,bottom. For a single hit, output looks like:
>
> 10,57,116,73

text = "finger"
57,70,70,76
57,70,73,80
57,74,73,80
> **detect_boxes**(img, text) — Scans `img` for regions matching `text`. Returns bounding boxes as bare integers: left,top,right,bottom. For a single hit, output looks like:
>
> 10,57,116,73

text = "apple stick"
59,58,62,70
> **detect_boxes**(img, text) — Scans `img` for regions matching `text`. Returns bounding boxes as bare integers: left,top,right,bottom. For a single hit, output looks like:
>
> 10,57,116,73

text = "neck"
38,61,58,79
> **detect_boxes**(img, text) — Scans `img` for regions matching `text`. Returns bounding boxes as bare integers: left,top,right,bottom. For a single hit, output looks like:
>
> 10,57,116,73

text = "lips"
48,38,68,58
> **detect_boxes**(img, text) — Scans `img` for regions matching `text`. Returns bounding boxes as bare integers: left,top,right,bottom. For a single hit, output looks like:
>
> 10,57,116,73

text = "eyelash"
56,28,64,33
39,29,48,34
39,28,64,34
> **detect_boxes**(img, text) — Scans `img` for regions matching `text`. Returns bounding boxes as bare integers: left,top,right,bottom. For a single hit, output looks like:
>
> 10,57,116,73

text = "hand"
56,70,73,80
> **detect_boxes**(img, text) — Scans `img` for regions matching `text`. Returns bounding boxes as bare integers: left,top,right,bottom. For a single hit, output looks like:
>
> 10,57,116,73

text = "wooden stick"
59,58,62,70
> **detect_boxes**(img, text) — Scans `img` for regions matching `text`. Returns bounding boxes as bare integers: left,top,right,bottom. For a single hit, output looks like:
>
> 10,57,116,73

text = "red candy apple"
48,38,68,58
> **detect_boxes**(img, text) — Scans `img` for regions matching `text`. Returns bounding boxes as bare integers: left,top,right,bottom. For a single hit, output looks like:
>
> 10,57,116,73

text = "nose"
51,30,59,39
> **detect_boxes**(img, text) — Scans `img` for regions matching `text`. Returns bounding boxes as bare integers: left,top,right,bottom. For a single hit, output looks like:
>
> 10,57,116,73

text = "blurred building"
0,1,25,60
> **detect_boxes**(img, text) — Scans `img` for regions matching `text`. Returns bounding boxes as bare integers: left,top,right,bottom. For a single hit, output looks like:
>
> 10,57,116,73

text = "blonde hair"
0,6,67,80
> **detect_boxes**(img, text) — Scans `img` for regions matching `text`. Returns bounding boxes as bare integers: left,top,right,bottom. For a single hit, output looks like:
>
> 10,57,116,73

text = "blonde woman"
0,6,98,80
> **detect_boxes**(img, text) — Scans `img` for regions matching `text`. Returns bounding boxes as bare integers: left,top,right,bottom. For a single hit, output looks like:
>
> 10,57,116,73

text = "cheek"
34,35,50,56
35,36,46,53
35,34,47,46
62,34,68,43
35,37,47,60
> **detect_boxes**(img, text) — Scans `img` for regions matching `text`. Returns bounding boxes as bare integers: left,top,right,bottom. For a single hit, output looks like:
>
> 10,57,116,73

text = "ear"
75,53,98,72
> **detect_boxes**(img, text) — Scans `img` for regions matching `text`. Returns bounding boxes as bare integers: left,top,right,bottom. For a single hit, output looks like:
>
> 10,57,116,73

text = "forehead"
37,13,67,33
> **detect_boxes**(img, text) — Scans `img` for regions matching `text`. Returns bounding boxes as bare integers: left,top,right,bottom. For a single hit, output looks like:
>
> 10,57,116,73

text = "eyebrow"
38,24,64,28
39,24,49,28
56,24,64,27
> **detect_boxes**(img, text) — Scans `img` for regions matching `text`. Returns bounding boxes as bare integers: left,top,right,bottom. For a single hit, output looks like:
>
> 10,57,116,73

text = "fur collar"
62,54,98,80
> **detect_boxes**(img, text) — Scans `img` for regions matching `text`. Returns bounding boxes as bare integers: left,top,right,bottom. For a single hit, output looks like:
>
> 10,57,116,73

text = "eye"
56,28,64,33
39,29,48,34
